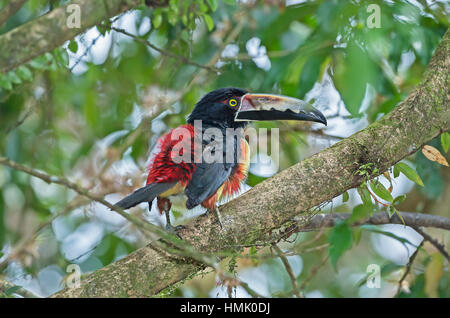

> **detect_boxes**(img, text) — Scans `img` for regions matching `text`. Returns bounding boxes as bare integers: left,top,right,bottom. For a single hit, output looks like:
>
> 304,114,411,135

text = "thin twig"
111,27,217,73
412,227,449,262
299,254,329,293
4,103,35,134
272,244,301,298
69,33,101,72
395,241,424,297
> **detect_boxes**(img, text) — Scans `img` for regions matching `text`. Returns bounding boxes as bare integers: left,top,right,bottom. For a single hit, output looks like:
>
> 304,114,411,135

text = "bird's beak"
235,93,327,126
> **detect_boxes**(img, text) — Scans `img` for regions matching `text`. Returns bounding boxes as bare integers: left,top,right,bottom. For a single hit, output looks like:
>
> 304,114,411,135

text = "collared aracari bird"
114,87,326,232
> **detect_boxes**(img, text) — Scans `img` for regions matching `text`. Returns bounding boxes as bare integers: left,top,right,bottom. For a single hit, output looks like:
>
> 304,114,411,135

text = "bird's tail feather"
114,182,176,209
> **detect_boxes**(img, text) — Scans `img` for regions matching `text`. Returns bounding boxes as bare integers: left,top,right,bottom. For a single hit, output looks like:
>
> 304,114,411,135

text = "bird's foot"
209,207,224,230
165,224,186,239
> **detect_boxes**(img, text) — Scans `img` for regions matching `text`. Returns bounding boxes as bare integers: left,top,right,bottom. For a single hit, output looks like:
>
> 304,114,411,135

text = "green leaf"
328,220,353,270
342,191,349,203
0,74,12,90
7,71,22,84
360,224,415,247
167,10,178,26
4,286,21,296
333,43,376,116
388,206,405,225
153,11,163,28
97,20,111,36
203,14,214,31
349,204,371,223
29,55,53,70
68,39,78,53
393,194,406,205
393,165,400,178
223,0,236,5
357,184,373,208
206,0,218,11
441,132,450,153
297,54,325,98
352,228,362,245
395,162,424,186
53,48,69,67
16,66,33,81
369,180,393,203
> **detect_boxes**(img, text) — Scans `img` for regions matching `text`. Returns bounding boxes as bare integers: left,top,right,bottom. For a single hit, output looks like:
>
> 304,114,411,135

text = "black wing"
186,125,244,209
114,182,176,209
185,162,233,209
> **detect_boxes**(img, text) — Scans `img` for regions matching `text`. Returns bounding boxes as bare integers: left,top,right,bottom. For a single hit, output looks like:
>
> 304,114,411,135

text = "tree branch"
395,241,423,296
0,0,28,28
0,0,167,73
272,244,302,298
296,212,450,232
110,27,218,73
0,277,39,298
47,28,449,297
412,227,450,261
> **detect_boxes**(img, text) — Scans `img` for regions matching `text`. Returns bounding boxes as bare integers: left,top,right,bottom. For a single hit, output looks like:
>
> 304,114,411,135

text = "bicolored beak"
235,93,327,126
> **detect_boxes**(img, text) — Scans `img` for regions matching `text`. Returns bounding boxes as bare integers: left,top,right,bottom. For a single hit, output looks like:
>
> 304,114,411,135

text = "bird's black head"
187,87,327,129
187,87,249,129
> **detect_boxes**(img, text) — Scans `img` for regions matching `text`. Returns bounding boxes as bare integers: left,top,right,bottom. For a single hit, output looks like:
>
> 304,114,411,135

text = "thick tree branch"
49,28,449,297
0,0,164,73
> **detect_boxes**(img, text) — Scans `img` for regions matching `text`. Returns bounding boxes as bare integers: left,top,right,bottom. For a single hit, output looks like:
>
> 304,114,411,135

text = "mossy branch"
0,0,166,73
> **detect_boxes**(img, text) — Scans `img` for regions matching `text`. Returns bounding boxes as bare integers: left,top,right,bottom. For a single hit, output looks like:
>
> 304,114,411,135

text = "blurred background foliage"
0,0,448,298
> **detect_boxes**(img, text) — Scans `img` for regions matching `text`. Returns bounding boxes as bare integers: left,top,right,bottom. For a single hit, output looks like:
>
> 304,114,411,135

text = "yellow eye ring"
229,99,237,107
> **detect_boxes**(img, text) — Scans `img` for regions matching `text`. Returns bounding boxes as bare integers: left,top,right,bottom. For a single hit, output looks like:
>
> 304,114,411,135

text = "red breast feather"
146,124,196,186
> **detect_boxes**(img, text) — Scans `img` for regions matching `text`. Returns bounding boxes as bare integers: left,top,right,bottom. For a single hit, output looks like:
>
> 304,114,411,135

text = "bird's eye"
228,98,238,107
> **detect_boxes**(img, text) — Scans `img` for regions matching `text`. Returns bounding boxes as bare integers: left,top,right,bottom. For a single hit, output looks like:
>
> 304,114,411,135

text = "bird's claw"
207,207,224,230
165,224,185,239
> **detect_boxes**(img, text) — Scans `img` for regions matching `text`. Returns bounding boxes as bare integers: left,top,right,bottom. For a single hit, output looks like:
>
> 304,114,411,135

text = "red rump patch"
146,124,197,186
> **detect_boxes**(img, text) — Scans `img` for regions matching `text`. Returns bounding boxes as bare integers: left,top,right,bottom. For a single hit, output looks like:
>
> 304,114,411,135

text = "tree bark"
52,29,450,297
296,211,450,231
0,0,147,73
